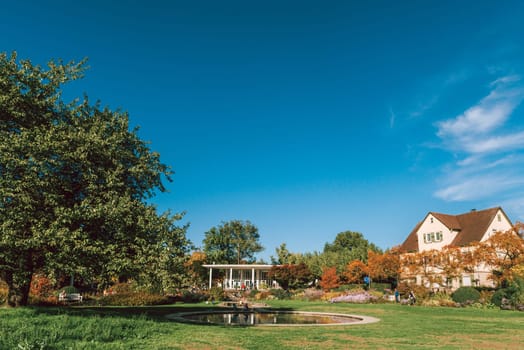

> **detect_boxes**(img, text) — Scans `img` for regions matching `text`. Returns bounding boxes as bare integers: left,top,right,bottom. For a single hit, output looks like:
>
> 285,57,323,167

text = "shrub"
329,290,378,303
423,292,455,307
269,289,291,300
397,283,429,301
180,290,207,303
452,287,480,304
491,289,506,307
30,274,55,298
0,281,8,305
208,287,226,301
98,292,172,306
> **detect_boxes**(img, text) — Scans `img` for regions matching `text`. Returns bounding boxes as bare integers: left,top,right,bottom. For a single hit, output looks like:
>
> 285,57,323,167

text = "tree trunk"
2,253,34,307
3,271,32,307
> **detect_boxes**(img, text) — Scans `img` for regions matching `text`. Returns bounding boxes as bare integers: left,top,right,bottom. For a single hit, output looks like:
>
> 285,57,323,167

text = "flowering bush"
329,290,377,303
30,274,55,298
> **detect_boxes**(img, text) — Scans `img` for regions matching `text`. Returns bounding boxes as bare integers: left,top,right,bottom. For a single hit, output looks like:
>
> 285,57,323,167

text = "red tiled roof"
451,207,502,246
399,221,422,253
399,207,510,252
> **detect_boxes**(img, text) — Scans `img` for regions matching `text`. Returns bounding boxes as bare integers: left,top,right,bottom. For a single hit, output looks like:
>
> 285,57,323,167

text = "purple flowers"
330,291,376,303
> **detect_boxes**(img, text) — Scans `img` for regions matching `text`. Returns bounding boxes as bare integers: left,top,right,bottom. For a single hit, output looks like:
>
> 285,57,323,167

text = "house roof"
399,207,510,253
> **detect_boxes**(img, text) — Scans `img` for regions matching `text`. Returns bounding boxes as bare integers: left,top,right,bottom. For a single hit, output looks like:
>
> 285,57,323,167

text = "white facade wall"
417,214,457,252
481,209,512,242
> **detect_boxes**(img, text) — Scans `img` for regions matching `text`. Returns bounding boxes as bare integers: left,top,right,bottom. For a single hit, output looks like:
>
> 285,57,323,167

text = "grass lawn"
1,301,523,349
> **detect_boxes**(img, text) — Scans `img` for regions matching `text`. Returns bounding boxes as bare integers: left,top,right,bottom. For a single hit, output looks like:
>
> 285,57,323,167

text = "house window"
430,217,434,223
497,214,501,222
462,275,472,287
423,231,443,243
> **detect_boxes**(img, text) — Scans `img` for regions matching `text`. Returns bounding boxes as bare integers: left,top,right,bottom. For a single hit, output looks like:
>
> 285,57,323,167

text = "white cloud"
389,107,396,128
437,85,523,140
435,174,523,201
462,131,524,154
432,74,524,204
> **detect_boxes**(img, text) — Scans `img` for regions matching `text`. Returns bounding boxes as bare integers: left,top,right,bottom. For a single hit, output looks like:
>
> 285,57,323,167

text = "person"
394,288,400,303
408,290,416,305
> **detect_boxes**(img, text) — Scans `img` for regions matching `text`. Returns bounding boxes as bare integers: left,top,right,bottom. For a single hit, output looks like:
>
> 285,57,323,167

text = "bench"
59,293,83,303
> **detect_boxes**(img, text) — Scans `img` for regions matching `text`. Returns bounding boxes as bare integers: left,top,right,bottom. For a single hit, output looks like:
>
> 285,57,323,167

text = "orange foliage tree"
400,249,444,287
474,223,524,285
344,260,368,284
367,249,401,284
184,251,208,287
319,266,340,291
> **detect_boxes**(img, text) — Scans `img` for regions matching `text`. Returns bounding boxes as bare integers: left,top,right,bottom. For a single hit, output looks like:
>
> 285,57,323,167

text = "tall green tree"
271,243,293,265
203,220,263,264
0,52,190,306
324,231,382,261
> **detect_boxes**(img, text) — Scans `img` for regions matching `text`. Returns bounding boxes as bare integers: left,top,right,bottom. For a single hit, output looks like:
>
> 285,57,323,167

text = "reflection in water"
183,312,359,326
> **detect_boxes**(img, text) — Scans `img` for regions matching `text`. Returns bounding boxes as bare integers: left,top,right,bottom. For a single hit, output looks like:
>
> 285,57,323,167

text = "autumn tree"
268,263,313,290
0,52,190,306
184,251,209,288
319,266,340,291
474,224,524,285
367,249,401,284
344,260,368,284
203,220,263,264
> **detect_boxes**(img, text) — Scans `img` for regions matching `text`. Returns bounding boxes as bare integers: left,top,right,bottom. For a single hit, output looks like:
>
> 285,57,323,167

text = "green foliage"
491,289,506,307
324,231,382,258
452,287,481,304
270,243,300,264
61,286,79,294
492,277,524,309
0,52,190,306
369,283,391,293
208,286,226,301
203,220,263,264
269,288,292,300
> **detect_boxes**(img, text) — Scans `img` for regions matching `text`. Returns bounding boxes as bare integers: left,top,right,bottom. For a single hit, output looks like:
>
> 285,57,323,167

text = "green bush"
491,289,506,307
452,287,480,304
180,290,207,303
270,289,291,300
370,283,392,293
208,287,226,301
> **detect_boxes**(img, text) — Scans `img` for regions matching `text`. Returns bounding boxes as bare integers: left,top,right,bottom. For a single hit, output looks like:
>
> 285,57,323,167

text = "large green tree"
0,52,190,306
203,220,263,264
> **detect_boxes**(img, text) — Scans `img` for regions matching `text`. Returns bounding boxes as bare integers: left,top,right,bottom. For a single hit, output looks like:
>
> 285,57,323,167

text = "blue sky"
2,1,524,261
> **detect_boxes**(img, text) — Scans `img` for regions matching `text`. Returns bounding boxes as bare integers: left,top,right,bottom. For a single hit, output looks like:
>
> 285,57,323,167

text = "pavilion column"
251,268,255,289
209,267,213,289
230,268,233,289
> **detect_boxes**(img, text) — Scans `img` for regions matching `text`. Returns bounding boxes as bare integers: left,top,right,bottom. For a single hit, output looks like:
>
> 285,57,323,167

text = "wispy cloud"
433,75,524,204
388,107,396,129
435,173,523,201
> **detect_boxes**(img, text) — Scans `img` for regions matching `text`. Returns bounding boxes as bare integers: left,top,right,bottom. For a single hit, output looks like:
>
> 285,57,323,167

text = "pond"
166,310,380,327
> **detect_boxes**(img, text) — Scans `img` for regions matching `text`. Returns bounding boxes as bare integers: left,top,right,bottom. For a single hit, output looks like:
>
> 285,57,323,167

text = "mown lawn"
1,301,523,349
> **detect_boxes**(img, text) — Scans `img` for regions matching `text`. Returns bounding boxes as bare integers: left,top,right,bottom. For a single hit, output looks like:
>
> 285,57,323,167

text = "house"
399,207,513,290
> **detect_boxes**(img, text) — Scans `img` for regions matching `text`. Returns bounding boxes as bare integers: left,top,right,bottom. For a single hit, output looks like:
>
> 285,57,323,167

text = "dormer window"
497,214,501,222
430,217,434,223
